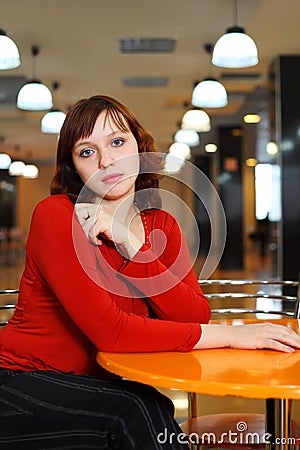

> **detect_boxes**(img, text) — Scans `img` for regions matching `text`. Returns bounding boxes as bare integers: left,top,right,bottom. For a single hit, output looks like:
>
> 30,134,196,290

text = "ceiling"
1,0,300,165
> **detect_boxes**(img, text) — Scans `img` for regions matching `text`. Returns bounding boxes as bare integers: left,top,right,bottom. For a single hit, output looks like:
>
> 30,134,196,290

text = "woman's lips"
101,173,124,184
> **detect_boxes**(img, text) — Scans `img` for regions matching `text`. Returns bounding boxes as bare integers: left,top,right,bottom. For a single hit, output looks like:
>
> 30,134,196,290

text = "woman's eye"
111,138,124,147
80,148,94,157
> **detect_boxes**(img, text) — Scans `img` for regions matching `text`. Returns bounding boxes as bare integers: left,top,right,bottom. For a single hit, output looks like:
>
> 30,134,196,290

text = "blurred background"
1,0,300,286
1,0,300,425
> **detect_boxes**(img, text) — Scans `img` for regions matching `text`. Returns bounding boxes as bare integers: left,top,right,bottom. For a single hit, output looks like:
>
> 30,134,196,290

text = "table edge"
97,352,300,400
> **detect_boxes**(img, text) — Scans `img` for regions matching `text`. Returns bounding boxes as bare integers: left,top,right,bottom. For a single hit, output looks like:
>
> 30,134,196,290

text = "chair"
0,289,18,327
180,276,300,449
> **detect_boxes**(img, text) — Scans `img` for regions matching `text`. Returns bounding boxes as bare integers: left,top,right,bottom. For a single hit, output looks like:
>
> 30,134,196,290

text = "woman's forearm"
193,324,231,349
194,322,300,353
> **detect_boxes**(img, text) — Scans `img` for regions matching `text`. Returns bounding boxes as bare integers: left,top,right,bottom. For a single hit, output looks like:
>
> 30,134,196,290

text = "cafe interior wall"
15,164,54,238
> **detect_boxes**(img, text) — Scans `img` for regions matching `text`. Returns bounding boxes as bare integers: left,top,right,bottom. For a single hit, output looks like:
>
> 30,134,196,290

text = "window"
254,164,281,221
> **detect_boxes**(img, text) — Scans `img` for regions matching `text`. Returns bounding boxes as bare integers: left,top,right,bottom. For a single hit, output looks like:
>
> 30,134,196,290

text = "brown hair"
50,95,163,208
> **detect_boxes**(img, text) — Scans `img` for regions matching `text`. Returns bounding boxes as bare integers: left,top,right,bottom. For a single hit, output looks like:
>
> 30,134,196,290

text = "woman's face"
72,111,139,200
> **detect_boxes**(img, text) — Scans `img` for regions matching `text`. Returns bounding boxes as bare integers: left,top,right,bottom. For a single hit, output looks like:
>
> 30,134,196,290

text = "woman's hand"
74,202,143,259
194,322,300,353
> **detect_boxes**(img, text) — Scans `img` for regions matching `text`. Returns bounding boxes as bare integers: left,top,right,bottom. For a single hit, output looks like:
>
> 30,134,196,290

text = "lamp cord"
31,45,39,80
203,43,213,78
233,0,238,26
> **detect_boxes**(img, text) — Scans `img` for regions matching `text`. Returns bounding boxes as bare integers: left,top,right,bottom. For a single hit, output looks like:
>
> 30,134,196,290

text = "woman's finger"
263,338,295,353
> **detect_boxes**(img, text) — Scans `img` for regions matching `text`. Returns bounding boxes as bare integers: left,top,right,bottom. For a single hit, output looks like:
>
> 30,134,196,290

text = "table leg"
266,398,276,450
187,392,197,418
186,393,198,450
266,399,292,450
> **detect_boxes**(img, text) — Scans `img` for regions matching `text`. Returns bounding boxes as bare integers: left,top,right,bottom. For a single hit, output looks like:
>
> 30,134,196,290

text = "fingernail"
287,347,295,352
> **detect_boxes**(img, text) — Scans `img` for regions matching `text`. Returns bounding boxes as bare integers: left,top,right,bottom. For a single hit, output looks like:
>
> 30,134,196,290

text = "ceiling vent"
119,38,176,53
220,72,262,82
123,77,168,87
0,76,27,109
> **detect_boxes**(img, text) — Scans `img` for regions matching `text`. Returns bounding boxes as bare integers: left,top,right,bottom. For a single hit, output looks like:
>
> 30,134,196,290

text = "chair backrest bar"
0,289,18,327
294,273,300,319
198,276,300,319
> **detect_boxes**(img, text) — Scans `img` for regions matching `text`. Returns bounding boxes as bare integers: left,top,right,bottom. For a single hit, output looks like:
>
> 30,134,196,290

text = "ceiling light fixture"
181,109,211,132
212,0,258,68
168,142,191,160
17,45,53,111
0,28,20,69
192,78,228,108
243,113,261,124
22,164,39,179
8,160,26,176
205,143,218,153
41,110,66,133
192,44,228,108
266,141,278,156
174,129,200,147
245,157,257,167
164,153,186,174
0,153,12,169
41,82,66,133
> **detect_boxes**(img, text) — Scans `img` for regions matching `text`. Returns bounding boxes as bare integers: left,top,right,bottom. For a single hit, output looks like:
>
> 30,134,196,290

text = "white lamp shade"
0,153,12,169
212,26,258,68
181,109,211,132
205,143,218,153
8,160,25,175
192,78,228,108
17,80,53,111
266,141,278,156
168,142,191,160
243,113,261,124
164,153,186,173
22,164,39,179
0,32,20,69
41,110,66,133
174,129,200,147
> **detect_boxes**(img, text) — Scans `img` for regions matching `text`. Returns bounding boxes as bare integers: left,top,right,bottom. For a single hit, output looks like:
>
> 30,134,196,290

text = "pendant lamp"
41,110,66,133
8,160,25,176
168,142,191,160
266,141,278,156
212,0,258,68
164,153,186,174
0,153,11,169
0,29,20,69
192,44,228,108
41,82,66,133
23,164,39,179
192,78,228,108
17,45,53,111
174,129,200,147
205,143,218,153
181,109,211,132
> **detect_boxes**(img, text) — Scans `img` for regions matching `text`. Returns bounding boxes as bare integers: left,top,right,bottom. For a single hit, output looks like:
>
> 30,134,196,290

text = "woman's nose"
99,151,114,169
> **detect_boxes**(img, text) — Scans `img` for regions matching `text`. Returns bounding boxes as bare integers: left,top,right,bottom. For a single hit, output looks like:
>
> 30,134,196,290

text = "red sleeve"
119,210,211,323
26,195,201,352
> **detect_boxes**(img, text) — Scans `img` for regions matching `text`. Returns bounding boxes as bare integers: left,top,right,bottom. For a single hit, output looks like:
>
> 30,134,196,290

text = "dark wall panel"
276,56,300,280
218,127,244,270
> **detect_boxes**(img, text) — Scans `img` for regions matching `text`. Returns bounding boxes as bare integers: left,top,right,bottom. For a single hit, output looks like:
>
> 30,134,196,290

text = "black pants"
0,368,188,449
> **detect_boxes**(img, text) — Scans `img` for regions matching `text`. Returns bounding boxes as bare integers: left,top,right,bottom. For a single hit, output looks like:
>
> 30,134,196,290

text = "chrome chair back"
201,277,300,319
0,289,18,327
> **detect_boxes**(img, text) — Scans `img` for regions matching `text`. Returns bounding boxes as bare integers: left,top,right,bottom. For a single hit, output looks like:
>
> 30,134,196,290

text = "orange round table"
97,318,300,449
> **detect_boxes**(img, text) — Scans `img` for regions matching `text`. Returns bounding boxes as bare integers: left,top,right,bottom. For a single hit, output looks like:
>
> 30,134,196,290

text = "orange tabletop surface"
97,318,300,400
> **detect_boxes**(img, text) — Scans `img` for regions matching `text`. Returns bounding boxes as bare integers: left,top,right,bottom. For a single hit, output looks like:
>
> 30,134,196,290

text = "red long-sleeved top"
0,194,210,376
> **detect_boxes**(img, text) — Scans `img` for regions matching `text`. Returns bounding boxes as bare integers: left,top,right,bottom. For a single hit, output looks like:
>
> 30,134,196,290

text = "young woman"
0,95,299,449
